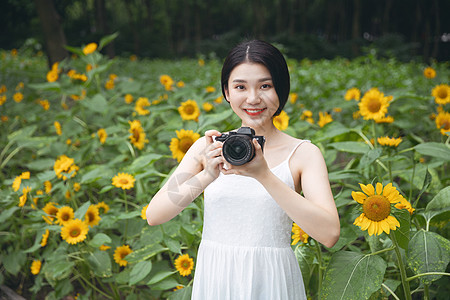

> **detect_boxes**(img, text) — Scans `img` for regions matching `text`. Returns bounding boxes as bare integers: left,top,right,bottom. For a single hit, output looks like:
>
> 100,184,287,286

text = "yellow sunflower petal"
352,191,367,204
380,219,390,235
376,182,383,195
387,215,400,229
368,221,377,236
360,183,375,196
360,215,371,230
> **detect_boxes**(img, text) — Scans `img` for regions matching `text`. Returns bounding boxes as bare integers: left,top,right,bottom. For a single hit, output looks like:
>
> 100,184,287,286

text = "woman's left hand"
219,138,270,179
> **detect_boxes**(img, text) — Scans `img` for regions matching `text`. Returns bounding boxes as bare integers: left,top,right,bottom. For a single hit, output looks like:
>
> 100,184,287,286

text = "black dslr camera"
215,127,265,166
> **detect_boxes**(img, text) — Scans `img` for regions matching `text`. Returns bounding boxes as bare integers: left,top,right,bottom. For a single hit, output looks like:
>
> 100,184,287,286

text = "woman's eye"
261,84,272,89
235,85,245,90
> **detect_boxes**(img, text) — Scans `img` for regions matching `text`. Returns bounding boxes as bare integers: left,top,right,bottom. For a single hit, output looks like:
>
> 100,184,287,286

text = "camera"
215,127,265,166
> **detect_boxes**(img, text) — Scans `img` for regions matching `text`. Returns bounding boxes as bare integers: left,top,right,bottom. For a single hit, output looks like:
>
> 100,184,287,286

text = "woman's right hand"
202,130,224,180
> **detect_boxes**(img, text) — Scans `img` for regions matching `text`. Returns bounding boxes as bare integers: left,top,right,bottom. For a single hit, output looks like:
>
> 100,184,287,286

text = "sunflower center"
184,105,195,115
438,89,447,99
367,98,381,113
62,214,70,221
182,262,189,269
362,195,391,221
87,212,94,222
179,137,193,153
70,229,80,237
119,178,129,185
132,130,140,140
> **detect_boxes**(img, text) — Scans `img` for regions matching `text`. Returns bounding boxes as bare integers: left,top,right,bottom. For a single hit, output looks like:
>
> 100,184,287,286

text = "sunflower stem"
390,232,412,300
123,189,129,242
313,239,323,297
424,284,430,300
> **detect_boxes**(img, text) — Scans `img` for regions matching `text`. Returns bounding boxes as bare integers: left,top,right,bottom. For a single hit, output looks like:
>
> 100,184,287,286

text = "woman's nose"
246,89,261,104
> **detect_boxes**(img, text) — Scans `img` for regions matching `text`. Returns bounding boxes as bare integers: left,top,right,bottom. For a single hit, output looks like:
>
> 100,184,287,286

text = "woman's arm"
146,131,223,226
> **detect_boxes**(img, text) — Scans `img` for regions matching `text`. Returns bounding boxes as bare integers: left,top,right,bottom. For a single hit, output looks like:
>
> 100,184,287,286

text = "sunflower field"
1,35,449,300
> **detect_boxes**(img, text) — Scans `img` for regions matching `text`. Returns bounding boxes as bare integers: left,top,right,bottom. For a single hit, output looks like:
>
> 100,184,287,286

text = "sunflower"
12,176,21,192
54,121,62,136
54,155,79,180
178,99,200,121
291,223,309,245
135,97,151,115
202,102,214,112
41,229,49,247
84,205,101,227
73,182,81,192
60,219,89,245
18,186,32,207
96,201,110,213
205,86,216,93
344,87,361,101
432,84,450,105
128,120,149,150
273,110,290,131
377,136,402,147
42,202,59,224
318,111,333,128
97,128,107,144
124,94,134,104
214,96,223,104
13,92,23,103
358,88,392,121
160,75,174,87
44,180,52,194
169,129,200,162
31,260,42,275
112,172,135,190
435,111,450,135
56,206,74,225
46,70,58,82
99,245,111,251
141,204,148,220
174,254,194,276
39,99,50,110
289,92,298,104
114,245,133,266
301,110,314,124
0,95,6,105
352,182,404,236
423,67,436,79
83,43,97,55
177,81,185,88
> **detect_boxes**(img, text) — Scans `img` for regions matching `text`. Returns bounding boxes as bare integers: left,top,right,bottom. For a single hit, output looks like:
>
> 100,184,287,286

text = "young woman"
146,40,340,299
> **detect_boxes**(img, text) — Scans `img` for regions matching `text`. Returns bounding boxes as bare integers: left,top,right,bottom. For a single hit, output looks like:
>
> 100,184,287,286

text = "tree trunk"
95,0,115,58
351,0,361,56
431,0,440,60
34,0,68,67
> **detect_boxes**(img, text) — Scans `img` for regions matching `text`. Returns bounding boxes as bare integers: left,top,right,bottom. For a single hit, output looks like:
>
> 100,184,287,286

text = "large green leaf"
80,94,108,113
414,142,450,161
328,141,370,154
392,208,411,251
294,245,316,288
129,260,152,286
321,251,387,300
408,230,450,284
125,243,167,264
426,186,450,211
86,250,112,277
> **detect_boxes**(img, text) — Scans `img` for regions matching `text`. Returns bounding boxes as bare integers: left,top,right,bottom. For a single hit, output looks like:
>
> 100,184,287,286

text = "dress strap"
286,140,311,162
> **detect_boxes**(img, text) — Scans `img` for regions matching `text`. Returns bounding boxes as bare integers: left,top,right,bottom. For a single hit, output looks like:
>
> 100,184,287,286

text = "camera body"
215,127,265,166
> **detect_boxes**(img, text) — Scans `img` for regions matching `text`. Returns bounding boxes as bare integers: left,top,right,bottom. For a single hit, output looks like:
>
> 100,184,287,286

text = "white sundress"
191,140,310,300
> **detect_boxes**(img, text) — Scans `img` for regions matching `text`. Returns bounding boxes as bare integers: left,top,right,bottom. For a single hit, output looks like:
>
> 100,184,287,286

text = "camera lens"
222,136,254,165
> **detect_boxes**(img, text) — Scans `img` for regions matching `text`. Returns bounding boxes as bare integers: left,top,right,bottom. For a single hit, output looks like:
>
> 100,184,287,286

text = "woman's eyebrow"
232,77,272,83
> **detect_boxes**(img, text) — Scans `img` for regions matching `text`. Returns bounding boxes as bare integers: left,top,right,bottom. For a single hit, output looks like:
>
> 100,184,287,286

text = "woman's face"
225,63,279,129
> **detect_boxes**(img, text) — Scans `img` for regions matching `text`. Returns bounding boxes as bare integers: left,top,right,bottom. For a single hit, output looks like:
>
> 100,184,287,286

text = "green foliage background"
0,36,449,299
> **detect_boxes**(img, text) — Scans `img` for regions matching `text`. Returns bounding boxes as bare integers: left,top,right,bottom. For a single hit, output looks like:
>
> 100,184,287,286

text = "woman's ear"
224,87,230,103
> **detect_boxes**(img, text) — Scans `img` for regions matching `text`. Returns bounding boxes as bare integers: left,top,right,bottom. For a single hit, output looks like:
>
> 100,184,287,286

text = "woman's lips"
244,108,266,116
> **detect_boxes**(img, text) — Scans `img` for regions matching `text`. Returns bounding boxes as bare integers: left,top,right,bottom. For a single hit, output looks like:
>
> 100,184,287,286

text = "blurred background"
1,0,449,65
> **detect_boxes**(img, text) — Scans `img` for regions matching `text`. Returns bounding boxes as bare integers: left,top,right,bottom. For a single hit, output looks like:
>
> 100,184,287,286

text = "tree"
34,0,68,67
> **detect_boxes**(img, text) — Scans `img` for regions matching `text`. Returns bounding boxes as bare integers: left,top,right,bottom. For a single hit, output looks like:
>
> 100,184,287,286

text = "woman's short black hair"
221,40,290,117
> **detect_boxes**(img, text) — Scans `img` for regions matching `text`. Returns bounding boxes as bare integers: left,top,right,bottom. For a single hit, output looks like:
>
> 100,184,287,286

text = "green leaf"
129,154,163,172
414,142,450,161
125,243,166,264
74,201,91,220
26,158,55,171
147,270,177,285
64,45,84,56
320,251,387,300
151,277,180,290
359,148,382,167
426,186,450,211
88,233,112,248
328,141,370,154
2,251,26,276
408,230,450,284
413,167,432,206
86,250,112,277
129,260,152,286
392,208,411,250
198,109,234,132
44,260,75,281
117,211,141,220
314,122,352,142
168,286,193,300
294,245,316,287
28,82,61,92
165,238,182,254
80,94,108,113
7,125,37,142
0,207,19,223
81,164,113,183
99,32,119,50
